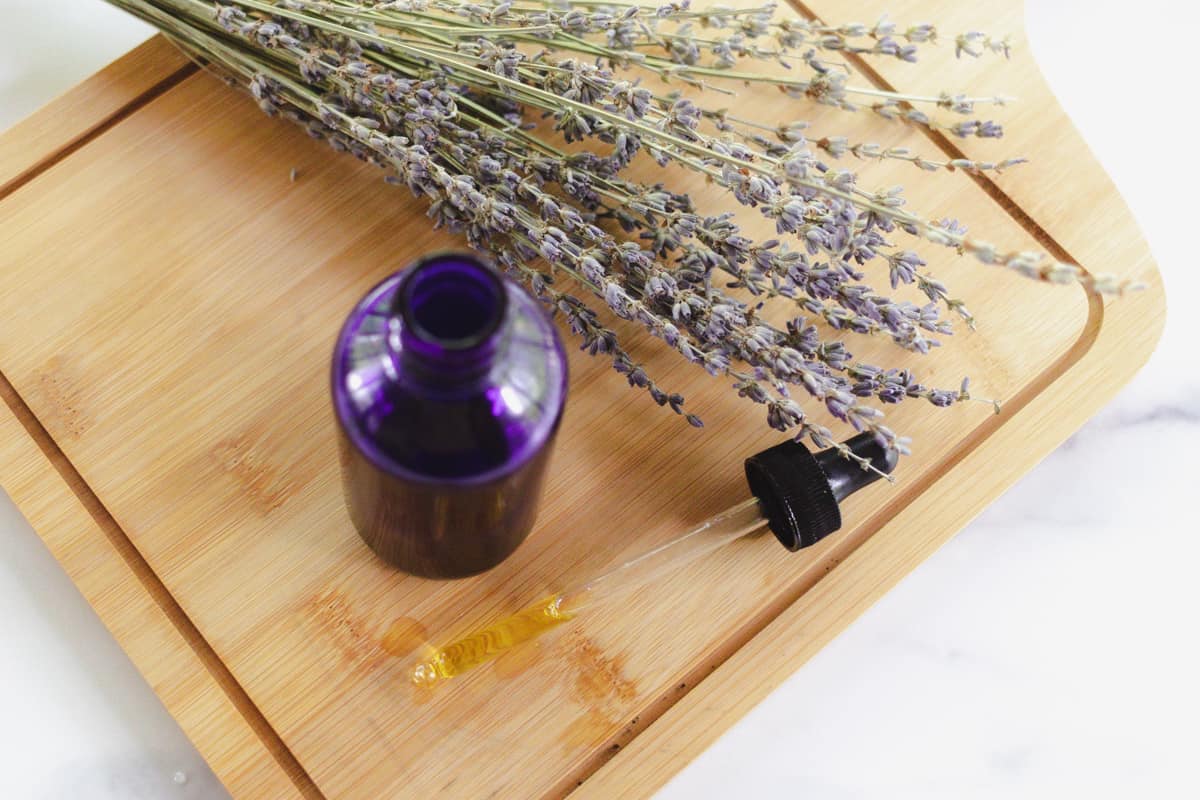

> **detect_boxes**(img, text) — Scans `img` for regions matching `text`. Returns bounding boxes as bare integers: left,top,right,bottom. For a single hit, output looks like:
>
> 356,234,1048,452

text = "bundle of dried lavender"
104,0,1137,470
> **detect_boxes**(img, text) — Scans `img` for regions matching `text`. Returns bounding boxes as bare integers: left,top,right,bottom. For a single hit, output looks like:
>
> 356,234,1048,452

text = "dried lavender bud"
102,0,1134,468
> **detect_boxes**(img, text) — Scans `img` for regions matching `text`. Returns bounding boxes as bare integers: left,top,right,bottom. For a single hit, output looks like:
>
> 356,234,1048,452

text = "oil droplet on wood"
380,617,428,659
561,709,612,750
566,634,637,708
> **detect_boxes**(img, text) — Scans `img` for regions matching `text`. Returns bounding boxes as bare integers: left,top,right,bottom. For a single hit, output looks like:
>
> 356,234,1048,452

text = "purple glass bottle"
332,252,568,578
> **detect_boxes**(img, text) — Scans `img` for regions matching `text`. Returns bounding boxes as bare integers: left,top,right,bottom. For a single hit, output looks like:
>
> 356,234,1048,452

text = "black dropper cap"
743,431,899,552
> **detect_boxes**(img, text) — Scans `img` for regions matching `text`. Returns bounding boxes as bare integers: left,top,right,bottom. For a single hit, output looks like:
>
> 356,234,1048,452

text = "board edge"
0,37,323,800
0,18,1167,800
568,0,1167,792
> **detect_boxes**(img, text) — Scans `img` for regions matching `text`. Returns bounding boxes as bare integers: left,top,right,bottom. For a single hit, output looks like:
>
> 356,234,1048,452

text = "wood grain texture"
577,1,1165,794
0,379,308,798
0,1,1162,797
0,36,194,196
0,39,312,800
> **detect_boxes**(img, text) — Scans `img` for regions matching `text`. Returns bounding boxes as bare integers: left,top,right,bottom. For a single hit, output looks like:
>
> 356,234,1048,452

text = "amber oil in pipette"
410,595,576,684
408,498,767,685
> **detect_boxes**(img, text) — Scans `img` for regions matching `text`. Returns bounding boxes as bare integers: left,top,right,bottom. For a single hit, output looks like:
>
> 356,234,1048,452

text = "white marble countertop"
1,1,1196,797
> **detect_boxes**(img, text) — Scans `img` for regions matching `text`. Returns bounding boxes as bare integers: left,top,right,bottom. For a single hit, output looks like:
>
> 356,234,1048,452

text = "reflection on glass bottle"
332,253,568,578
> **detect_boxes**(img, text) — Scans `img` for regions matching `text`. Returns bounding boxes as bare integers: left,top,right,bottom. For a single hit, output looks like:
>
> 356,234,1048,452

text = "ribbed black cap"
743,432,898,551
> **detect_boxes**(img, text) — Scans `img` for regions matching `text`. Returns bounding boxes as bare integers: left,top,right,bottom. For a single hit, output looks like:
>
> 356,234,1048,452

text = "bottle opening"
398,254,506,351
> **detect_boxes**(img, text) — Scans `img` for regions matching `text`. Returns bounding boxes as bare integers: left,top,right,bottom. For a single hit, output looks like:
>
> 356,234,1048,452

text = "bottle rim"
394,252,508,355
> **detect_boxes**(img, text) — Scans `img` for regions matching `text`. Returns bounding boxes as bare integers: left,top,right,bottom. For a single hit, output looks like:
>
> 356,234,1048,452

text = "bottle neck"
390,318,502,387
387,253,508,391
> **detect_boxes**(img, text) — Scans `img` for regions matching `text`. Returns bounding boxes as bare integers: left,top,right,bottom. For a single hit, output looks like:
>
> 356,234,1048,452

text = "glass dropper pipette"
409,432,897,685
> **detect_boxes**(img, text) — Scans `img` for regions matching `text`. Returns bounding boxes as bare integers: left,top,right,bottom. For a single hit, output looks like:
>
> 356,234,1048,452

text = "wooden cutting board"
0,1,1163,797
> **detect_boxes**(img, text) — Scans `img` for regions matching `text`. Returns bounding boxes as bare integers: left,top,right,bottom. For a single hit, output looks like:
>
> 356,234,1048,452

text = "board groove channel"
0,43,321,800
0,335,323,799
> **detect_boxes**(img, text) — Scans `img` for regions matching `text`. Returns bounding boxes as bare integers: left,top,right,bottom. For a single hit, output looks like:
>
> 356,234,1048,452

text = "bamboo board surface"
0,1,1162,797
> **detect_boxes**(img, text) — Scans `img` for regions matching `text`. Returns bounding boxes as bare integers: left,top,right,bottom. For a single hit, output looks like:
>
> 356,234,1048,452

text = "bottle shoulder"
332,272,567,484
